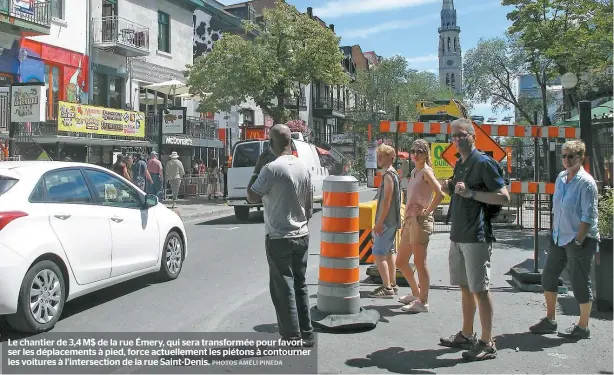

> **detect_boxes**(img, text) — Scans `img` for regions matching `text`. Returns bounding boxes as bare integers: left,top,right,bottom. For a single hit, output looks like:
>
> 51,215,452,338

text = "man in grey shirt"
247,124,314,347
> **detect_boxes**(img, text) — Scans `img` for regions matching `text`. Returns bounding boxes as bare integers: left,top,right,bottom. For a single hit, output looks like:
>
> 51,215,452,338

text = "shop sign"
165,136,193,146
11,83,46,122
13,0,34,16
57,102,145,138
131,60,186,84
162,107,186,134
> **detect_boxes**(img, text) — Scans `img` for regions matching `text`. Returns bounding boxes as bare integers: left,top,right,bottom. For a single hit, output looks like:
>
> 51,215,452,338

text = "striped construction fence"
310,175,380,331
378,120,581,139
508,181,556,194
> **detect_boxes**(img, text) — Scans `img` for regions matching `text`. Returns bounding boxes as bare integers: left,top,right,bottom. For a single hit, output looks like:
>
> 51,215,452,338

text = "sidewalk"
168,183,377,221
165,197,235,221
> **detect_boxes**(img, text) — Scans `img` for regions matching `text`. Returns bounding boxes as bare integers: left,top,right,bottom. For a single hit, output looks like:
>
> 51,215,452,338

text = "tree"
346,56,460,175
185,0,348,123
503,0,613,104
463,37,549,125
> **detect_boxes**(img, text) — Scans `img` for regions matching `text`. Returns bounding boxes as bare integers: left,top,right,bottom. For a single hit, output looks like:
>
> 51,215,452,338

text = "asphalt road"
1,188,613,374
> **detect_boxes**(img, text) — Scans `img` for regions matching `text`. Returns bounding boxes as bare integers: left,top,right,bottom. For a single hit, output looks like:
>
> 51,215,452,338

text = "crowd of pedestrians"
246,119,602,361
109,151,228,207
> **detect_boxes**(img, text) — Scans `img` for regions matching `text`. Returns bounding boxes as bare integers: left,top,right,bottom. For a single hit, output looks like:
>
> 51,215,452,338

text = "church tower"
438,0,462,94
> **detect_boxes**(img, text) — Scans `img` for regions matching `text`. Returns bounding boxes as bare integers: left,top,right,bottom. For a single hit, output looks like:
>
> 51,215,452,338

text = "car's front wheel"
6,260,66,333
157,231,184,281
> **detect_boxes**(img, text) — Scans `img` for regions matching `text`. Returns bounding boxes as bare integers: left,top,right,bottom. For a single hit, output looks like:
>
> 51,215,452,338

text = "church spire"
440,0,459,31
438,0,462,94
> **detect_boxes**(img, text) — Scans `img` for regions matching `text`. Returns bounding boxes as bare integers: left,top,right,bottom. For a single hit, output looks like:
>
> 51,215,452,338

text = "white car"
0,161,188,333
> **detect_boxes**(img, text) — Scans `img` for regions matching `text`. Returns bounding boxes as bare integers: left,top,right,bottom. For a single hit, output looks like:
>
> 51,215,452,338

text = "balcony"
92,16,149,57
284,96,307,110
145,114,219,142
0,0,51,36
312,97,345,118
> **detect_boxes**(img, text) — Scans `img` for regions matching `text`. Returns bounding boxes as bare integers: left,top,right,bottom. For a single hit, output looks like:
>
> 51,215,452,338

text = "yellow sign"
36,151,50,161
57,102,145,138
431,142,453,204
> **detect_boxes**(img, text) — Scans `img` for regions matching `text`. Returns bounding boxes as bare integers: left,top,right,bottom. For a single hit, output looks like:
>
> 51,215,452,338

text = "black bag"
445,151,508,224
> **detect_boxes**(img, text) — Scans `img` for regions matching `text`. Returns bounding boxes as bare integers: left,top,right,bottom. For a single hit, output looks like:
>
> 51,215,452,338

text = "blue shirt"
450,149,505,243
552,167,600,246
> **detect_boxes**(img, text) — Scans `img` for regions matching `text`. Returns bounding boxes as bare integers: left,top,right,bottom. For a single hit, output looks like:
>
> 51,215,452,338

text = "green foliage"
504,0,613,75
464,37,542,125
185,0,348,123
598,186,613,239
348,56,460,153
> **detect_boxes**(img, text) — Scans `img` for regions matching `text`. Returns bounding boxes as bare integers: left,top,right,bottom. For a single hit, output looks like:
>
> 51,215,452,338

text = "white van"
226,138,328,221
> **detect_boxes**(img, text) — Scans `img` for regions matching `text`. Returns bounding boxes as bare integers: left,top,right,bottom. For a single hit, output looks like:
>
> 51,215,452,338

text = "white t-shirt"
250,155,311,239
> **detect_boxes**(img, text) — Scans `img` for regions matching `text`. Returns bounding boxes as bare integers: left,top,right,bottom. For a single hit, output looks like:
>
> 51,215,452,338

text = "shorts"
542,238,597,304
401,215,434,245
449,241,492,293
372,225,398,256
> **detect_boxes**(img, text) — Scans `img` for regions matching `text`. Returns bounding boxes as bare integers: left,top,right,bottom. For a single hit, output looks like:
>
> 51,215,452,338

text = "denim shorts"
372,225,398,256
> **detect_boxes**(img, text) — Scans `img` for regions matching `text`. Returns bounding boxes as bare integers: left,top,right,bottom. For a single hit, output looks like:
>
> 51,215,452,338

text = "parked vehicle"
0,161,188,333
226,138,328,221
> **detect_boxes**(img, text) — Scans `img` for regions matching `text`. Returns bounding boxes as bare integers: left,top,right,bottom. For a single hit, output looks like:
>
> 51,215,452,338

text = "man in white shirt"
247,124,314,347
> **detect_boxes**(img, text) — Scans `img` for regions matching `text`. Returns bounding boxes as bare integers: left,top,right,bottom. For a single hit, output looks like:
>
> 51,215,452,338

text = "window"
51,0,63,19
84,169,142,208
109,77,123,109
0,176,18,196
44,64,60,119
232,142,261,168
93,74,106,107
158,11,170,53
31,169,93,204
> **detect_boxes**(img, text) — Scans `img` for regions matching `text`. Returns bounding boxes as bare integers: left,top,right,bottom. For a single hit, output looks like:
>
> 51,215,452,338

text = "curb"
172,207,235,222
172,187,375,222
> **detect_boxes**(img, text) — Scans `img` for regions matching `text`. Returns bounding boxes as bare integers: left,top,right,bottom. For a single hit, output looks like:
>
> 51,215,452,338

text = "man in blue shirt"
530,140,599,339
439,119,510,361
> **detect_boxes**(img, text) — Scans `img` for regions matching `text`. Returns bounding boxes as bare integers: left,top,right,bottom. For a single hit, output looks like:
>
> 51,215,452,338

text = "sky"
217,0,516,121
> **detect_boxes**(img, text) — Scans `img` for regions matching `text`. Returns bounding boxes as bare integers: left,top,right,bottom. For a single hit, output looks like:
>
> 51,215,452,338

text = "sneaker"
368,286,395,298
301,333,315,348
401,300,429,313
558,324,591,340
439,331,478,349
529,317,557,334
399,293,419,304
462,340,497,361
391,284,399,295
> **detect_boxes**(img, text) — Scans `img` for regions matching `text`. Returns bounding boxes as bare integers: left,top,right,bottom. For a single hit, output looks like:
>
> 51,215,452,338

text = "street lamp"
561,72,578,121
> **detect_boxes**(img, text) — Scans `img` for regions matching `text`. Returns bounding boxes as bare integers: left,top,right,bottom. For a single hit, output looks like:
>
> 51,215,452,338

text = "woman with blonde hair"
397,139,445,313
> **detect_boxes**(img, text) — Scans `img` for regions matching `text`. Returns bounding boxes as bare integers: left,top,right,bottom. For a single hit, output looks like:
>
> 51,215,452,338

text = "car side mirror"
144,194,158,208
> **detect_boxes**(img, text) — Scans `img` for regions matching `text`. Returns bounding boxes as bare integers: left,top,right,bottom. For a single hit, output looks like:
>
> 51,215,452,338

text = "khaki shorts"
400,215,434,245
449,241,492,293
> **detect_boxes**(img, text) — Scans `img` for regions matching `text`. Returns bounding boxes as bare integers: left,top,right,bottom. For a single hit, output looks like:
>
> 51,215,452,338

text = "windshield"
0,176,18,195
232,142,261,168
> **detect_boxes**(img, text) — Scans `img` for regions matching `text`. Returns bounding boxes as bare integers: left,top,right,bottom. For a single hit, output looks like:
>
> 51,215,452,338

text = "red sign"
506,146,512,174
245,127,265,139
442,123,506,168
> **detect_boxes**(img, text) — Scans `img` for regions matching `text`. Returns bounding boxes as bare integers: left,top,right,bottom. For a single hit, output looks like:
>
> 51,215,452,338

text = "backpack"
445,151,508,224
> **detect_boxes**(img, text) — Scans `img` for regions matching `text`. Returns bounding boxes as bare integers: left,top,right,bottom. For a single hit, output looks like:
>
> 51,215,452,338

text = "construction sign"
442,124,506,168
431,143,453,204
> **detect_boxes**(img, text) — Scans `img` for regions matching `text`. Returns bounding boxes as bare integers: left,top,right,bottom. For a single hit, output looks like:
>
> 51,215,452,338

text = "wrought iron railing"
2,1,51,27
284,96,307,108
145,113,219,141
92,16,149,52
313,97,345,113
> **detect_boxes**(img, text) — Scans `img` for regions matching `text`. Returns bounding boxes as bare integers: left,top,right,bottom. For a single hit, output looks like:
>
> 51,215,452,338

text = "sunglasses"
561,154,578,160
451,132,471,139
410,149,425,155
